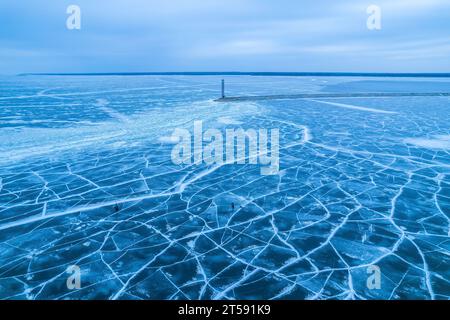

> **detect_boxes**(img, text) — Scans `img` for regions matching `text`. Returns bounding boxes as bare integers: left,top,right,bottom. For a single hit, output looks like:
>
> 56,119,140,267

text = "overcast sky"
1,0,450,74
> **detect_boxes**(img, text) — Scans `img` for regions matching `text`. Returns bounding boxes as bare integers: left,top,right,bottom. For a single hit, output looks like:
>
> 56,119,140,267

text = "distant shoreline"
18,72,450,78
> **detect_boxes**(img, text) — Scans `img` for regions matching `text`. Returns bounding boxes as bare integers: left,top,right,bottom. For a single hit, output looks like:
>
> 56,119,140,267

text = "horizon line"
17,72,450,78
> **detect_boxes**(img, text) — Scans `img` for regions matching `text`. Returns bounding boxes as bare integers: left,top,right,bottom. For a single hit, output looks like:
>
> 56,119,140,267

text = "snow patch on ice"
217,116,243,125
158,136,181,144
404,135,450,150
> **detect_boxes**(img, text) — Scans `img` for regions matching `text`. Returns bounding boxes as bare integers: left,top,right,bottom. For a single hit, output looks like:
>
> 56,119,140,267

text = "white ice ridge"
310,99,398,114
94,99,130,123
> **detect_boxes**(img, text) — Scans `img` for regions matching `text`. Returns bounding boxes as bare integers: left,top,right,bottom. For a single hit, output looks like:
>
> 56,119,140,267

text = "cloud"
191,39,280,57
0,0,449,73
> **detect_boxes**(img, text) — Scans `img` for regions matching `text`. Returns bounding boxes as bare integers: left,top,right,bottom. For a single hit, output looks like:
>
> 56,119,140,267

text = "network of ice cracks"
0,76,449,300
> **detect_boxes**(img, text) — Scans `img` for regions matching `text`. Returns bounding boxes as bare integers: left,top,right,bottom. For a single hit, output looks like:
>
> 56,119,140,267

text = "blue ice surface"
0,75,449,300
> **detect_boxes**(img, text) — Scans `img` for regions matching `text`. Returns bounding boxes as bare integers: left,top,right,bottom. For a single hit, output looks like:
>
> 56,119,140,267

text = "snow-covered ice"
0,75,449,300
